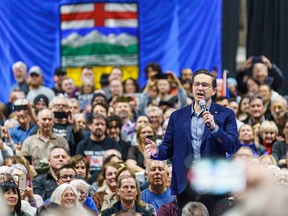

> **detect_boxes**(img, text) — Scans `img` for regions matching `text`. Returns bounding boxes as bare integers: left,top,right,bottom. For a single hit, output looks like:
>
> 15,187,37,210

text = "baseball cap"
29,66,42,76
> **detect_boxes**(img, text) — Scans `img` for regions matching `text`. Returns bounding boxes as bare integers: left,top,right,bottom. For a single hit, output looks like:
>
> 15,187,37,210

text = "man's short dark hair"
192,69,217,88
144,62,162,77
56,164,77,179
89,113,107,125
49,146,69,158
249,94,264,105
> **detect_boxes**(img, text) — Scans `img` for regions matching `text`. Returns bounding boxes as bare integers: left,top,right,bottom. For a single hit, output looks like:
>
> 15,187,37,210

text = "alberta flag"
60,3,138,67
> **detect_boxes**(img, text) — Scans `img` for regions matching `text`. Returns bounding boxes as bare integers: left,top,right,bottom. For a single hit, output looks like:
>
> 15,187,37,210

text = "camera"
252,56,262,64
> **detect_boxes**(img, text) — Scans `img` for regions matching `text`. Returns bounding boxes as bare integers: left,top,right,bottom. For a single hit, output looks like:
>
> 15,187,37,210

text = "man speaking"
145,69,239,214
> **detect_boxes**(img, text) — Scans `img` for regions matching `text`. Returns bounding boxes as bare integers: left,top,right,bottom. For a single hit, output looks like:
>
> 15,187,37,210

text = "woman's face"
239,125,254,143
139,126,154,144
240,98,250,113
82,83,93,94
261,131,276,144
76,184,88,204
4,189,18,209
74,160,87,179
124,79,136,94
61,187,76,208
105,166,117,189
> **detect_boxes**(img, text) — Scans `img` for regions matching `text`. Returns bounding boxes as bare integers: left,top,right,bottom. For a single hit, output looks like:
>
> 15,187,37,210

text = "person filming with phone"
145,69,239,215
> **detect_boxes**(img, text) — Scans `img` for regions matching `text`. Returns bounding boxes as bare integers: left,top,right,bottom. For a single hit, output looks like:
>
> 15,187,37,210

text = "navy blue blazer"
152,102,239,195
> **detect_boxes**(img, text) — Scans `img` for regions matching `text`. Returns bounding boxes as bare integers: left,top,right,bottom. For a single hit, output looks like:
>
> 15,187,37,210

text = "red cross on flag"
61,3,138,29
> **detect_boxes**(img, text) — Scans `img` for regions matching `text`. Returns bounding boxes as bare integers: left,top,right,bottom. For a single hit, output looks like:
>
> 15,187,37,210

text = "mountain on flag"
60,3,138,67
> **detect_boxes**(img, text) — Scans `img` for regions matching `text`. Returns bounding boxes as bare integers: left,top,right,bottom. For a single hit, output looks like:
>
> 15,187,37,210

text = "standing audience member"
52,67,67,95
26,66,55,102
11,61,29,95
33,146,69,200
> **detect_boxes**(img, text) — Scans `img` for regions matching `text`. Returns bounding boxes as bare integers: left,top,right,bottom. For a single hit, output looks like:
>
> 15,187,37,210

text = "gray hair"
182,201,209,216
12,61,27,71
6,164,28,175
69,179,90,193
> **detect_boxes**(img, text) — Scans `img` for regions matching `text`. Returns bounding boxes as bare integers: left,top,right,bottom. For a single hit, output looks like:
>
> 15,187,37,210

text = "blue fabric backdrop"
0,0,222,103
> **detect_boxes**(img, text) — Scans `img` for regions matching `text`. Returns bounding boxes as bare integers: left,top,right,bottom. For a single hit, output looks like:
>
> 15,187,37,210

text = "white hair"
12,61,27,71
50,183,81,208
69,179,90,193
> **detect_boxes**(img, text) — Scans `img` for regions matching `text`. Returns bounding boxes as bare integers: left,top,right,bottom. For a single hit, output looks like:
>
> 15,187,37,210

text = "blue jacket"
152,102,239,195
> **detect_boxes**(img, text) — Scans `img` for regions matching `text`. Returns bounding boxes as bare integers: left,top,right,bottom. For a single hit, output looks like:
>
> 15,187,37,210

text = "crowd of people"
0,55,287,216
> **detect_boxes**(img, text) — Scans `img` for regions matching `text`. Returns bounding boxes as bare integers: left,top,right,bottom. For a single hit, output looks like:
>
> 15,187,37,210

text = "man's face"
16,109,30,125
106,120,120,140
270,101,286,120
89,118,106,138
110,80,123,97
81,68,94,81
192,74,216,103
69,101,80,114
181,69,193,82
13,67,27,83
62,79,75,94
148,110,162,130
109,68,122,81
249,98,265,119
115,102,131,120
216,99,229,107
38,110,54,132
29,73,42,86
35,101,48,112
252,63,268,84
229,101,239,115
53,98,69,112
239,125,254,143
117,178,138,203
58,168,76,184
93,105,107,117
48,148,69,170
146,161,167,187
259,85,271,103
54,74,66,85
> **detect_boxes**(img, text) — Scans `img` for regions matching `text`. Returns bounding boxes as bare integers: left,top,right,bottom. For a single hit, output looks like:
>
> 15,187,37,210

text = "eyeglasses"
193,82,212,89
60,174,75,180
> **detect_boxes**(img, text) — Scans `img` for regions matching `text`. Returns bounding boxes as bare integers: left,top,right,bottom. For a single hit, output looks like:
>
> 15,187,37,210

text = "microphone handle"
206,122,211,128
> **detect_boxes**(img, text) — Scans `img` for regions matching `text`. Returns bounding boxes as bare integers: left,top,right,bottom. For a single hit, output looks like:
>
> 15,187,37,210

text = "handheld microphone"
199,100,211,128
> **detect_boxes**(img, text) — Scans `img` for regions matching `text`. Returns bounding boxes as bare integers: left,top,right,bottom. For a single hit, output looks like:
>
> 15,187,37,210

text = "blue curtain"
0,0,222,102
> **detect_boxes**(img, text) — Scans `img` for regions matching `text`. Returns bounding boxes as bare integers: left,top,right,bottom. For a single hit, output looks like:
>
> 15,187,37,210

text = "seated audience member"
181,201,209,216
106,115,132,161
269,96,288,140
61,77,78,98
272,120,288,168
243,95,266,125
0,181,33,216
76,114,121,175
92,102,109,118
259,120,278,154
50,183,90,214
69,155,90,181
236,55,285,93
33,146,69,200
3,156,36,179
92,162,121,210
20,109,69,171
115,98,135,142
123,78,140,94
141,160,174,212
238,124,267,157
56,164,77,185
258,84,273,119
274,169,288,186
237,96,250,122
35,202,62,216
259,155,277,167
75,78,94,112
70,179,98,214
157,197,178,216
26,66,55,102
101,175,153,216
127,124,157,172
6,164,43,208
147,106,164,138
232,146,254,162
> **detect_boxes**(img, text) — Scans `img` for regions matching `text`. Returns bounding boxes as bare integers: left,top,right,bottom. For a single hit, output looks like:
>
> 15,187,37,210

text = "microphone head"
199,100,206,107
